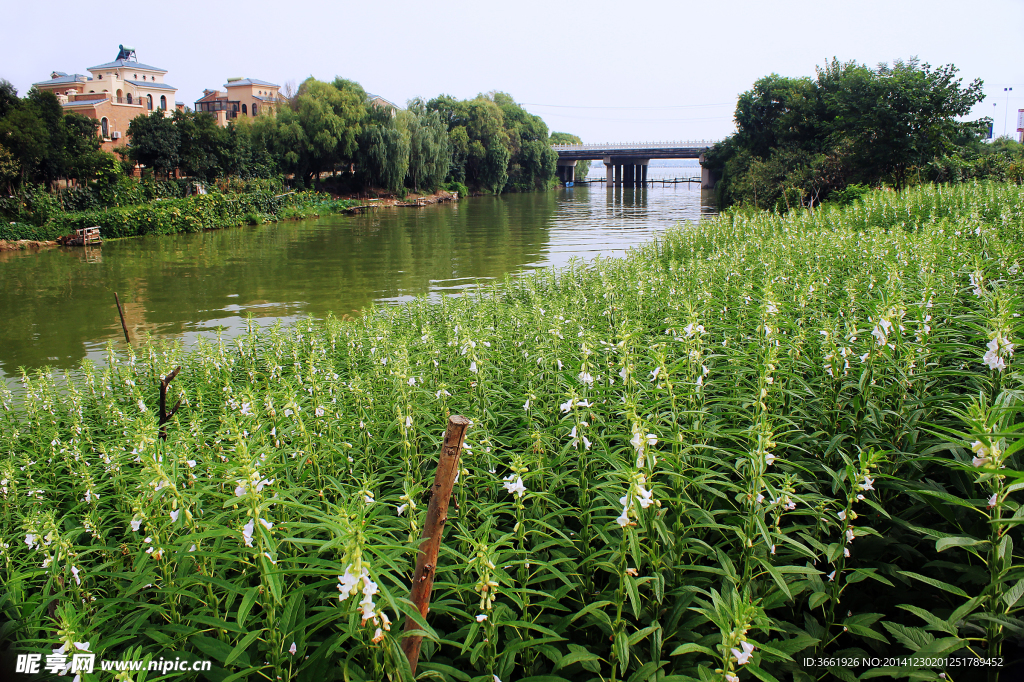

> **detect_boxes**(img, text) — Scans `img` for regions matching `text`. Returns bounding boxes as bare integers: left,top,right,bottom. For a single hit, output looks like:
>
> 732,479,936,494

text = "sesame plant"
1,181,1024,682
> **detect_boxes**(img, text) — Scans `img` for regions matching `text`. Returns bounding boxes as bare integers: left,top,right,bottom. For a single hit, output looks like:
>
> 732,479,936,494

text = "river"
0,177,715,385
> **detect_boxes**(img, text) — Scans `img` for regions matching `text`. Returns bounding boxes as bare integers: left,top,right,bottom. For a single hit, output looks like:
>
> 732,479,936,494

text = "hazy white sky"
4,0,1022,143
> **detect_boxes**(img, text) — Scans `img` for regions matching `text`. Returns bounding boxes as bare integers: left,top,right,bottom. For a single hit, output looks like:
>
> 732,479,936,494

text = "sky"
3,0,1022,144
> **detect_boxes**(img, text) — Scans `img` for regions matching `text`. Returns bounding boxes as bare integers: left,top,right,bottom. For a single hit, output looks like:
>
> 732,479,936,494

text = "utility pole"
1005,88,1013,137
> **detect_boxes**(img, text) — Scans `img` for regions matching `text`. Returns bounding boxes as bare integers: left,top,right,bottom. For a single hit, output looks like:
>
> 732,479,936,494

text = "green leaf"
224,630,261,666
670,643,716,657
881,621,933,652
935,536,987,553
236,588,259,629
191,635,237,667
1003,578,1024,609
554,649,601,671
898,571,969,598
808,591,829,610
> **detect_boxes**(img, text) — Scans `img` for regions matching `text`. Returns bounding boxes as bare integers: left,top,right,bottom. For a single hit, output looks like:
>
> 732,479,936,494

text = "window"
147,94,153,110
143,75,147,80
116,89,123,103
127,93,132,104
101,118,108,138
160,95,167,110
98,74,103,80
252,103,258,115
241,103,247,114
134,74,137,79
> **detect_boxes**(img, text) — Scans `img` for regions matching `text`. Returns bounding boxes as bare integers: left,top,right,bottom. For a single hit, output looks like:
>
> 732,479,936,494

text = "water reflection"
0,185,714,381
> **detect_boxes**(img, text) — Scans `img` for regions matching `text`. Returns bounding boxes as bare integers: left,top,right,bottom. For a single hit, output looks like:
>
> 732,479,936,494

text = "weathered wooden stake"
401,414,470,676
158,366,183,441
114,292,131,345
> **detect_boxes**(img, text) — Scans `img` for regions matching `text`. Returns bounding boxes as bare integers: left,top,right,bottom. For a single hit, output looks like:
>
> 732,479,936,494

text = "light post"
1005,88,1013,137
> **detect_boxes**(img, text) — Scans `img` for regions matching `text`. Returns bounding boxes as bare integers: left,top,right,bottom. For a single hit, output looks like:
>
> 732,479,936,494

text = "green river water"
0,184,715,385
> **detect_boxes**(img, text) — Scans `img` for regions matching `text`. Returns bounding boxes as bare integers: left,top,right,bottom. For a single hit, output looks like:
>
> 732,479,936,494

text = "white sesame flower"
731,640,754,665
258,518,272,530
242,519,254,547
578,371,594,386
469,361,478,374
828,570,836,581
502,474,526,498
397,503,408,516
170,510,179,522
837,510,846,520
615,507,630,527
289,642,297,656
988,493,997,509
138,399,147,412
476,614,487,622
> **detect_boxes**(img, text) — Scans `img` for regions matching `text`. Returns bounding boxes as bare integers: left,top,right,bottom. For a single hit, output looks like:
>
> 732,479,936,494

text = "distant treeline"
0,76,588,196
704,57,1024,211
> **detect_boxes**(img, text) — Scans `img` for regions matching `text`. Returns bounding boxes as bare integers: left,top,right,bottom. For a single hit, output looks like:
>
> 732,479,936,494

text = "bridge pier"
602,156,648,186
556,159,577,185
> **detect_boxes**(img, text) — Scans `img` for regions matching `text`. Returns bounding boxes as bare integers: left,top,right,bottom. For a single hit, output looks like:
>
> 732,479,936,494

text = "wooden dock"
60,227,102,246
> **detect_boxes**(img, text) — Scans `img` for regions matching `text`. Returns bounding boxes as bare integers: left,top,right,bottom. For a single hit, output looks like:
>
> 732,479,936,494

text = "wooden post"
158,366,182,441
401,415,470,676
114,292,131,345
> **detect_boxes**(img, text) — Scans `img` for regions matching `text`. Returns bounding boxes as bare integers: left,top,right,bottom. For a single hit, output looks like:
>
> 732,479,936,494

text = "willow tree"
358,106,409,193
406,100,450,192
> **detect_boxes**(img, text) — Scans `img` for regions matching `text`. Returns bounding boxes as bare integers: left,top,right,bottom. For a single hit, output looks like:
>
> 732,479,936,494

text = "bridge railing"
551,140,719,150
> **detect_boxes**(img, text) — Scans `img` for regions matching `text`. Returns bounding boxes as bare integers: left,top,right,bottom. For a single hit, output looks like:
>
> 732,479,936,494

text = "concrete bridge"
551,140,718,188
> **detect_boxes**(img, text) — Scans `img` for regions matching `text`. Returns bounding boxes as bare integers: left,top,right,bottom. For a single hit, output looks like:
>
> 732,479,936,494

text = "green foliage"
126,111,180,179
405,100,451,192
708,57,988,209
3,183,1024,681
0,85,101,188
357,106,410,193
427,92,557,193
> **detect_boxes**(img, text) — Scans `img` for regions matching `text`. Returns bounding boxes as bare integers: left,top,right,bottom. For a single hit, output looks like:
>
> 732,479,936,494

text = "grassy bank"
0,191,359,242
2,182,1023,681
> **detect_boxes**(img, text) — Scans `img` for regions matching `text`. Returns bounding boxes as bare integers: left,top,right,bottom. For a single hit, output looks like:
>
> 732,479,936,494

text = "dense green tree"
707,57,987,209
292,77,368,184
405,100,450,192
0,144,19,192
427,92,556,193
173,110,228,181
126,111,180,179
226,117,278,179
357,106,409,193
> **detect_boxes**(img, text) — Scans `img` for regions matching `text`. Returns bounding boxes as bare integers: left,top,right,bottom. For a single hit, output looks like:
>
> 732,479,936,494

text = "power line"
527,111,733,123
520,102,733,110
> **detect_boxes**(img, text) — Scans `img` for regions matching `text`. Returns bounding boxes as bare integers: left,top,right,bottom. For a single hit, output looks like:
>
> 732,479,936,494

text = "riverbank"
0,239,58,252
2,182,1022,680
1,187,464,246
